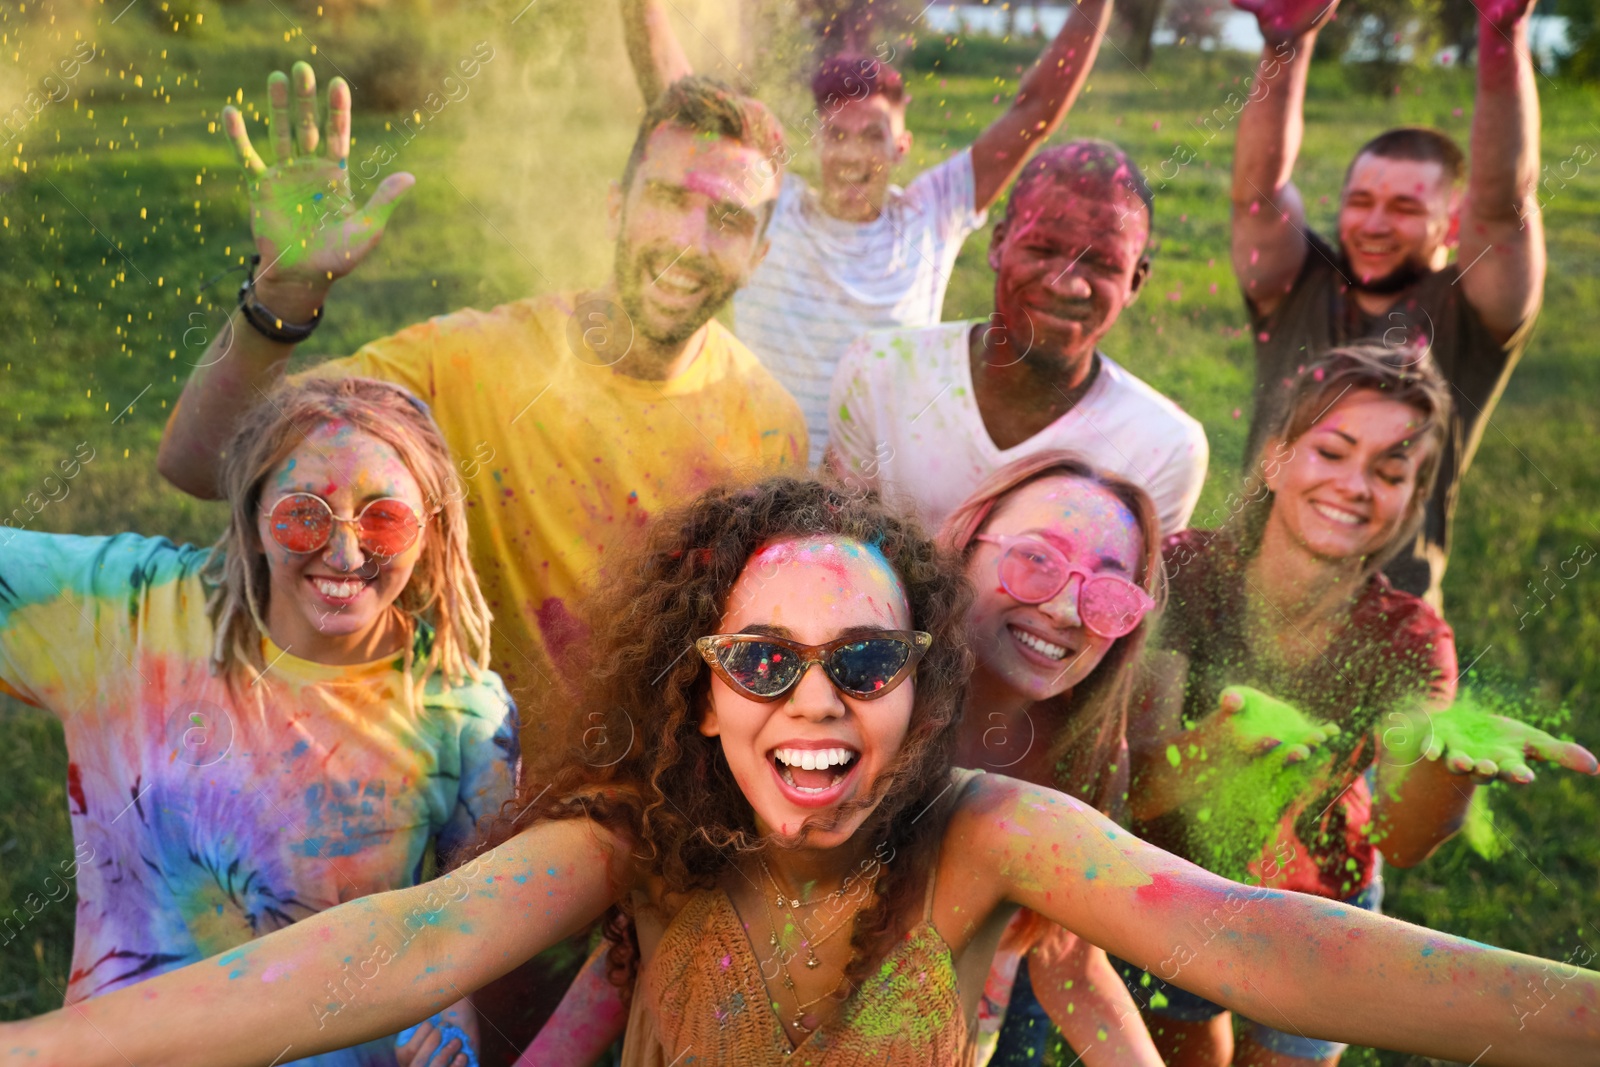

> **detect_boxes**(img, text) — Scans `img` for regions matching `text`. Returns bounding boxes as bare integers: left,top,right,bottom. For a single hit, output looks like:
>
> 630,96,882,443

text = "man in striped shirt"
622,0,1113,463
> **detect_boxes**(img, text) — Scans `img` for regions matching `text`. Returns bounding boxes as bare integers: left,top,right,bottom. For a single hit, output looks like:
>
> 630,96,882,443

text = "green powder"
1171,686,1337,883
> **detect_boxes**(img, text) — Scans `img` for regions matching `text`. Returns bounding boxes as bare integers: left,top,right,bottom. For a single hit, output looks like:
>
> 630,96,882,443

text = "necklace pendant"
790,898,800,909
805,954,820,969
793,1013,811,1033
769,931,779,948
781,972,795,990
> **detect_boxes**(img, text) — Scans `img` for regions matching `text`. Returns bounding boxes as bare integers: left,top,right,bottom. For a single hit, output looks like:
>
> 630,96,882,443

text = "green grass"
3,5,1599,1062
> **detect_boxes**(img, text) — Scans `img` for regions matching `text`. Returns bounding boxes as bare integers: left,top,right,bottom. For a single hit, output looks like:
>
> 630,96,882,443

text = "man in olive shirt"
1230,0,1546,605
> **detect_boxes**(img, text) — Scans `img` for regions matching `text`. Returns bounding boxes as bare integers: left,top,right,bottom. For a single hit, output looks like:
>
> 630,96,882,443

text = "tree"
1557,0,1599,81
1313,0,1443,92
1113,0,1165,68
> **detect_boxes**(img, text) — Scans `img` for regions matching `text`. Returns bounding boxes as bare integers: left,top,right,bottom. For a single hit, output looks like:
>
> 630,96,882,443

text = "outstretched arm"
1455,0,1545,341
1373,699,1598,867
951,775,1600,1066
620,0,695,104
1229,0,1340,318
1,819,623,1067
969,0,1113,213
158,61,412,499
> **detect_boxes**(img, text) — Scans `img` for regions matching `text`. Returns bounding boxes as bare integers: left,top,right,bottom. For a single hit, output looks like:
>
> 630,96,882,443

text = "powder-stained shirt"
733,150,988,463
1242,229,1538,603
828,321,1209,536
1138,527,1457,900
314,292,807,719
0,531,518,1067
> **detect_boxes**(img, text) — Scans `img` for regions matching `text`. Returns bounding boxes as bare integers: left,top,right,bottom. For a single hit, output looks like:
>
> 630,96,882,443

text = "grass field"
2,1,1599,1061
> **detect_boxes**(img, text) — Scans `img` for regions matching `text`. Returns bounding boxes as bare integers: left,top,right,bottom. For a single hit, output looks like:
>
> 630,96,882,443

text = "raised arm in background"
157,61,412,499
619,0,1115,216
1228,0,1339,318
619,0,695,105
1453,0,1545,341
968,0,1113,212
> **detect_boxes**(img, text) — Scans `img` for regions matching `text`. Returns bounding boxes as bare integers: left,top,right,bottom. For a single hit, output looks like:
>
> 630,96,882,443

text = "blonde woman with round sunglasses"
0,377,515,1067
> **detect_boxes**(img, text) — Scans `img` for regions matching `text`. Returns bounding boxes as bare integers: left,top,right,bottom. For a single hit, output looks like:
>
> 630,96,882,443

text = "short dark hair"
1347,127,1466,189
810,51,907,109
620,75,787,197
1003,139,1155,237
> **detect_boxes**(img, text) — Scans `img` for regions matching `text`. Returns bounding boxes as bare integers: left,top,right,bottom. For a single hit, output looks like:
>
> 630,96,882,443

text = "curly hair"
474,476,973,993
940,450,1167,817
204,376,492,703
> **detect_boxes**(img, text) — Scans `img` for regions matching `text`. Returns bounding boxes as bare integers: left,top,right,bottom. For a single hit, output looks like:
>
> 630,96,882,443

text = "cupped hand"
395,1012,478,1067
1232,0,1341,44
222,60,414,291
1204,684,1340,764
1421,705,1599,785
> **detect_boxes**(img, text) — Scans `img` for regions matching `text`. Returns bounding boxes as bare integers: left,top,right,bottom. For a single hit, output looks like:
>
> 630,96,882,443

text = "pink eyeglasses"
975,534,1154,638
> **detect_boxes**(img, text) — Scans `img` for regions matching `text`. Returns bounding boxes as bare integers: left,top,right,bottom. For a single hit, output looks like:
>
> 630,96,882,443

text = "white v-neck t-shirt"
827,320,1209,535
733,150,988,464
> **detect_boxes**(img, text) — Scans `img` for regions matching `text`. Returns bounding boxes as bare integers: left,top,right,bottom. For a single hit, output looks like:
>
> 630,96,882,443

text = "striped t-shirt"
733,149,988,464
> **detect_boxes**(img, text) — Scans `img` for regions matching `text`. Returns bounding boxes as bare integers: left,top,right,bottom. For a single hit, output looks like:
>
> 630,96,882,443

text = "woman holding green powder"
1123,345,1600,1067
0,377,516,1067
5,476,1598,1066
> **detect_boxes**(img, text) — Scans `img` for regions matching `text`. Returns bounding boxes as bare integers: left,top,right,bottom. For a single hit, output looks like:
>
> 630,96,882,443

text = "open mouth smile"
768,745,862,807
307,574,372,606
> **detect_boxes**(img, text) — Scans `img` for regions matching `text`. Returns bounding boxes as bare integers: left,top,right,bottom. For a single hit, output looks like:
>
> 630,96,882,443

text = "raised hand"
1386,702,1600,785
1477,0,1536,32
1201,685,1341,764
222,60,414,292
1232,0,1341,45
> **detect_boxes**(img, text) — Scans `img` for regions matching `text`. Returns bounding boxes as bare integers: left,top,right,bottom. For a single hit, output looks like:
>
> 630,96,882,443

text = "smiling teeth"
655,267,701,294
1011,627,1068,660
1311,502,1365,526
774,747,856,771
313,577,364,598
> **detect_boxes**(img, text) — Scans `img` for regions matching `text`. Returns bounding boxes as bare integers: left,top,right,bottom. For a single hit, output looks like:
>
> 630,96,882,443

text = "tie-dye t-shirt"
309,291,807,726
0,531,518,1067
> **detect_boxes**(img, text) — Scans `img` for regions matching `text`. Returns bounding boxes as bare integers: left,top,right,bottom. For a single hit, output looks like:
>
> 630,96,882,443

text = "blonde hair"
939,450,1167,813
1237,343,1452,575
203,376,492,698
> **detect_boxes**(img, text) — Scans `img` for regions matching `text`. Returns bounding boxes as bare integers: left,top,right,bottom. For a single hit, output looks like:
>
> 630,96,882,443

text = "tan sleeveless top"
620,772,982,1066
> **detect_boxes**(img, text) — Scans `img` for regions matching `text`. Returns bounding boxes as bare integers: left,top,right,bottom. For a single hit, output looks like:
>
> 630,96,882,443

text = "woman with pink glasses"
0,377,513,1067
941,450,1166,1066
503,452,1169,1067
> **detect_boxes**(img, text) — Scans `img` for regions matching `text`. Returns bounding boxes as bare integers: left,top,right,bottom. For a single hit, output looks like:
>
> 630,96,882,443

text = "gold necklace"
757,860,876,1034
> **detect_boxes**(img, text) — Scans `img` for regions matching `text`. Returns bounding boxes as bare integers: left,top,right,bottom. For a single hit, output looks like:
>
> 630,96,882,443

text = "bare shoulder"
945,772,1097,854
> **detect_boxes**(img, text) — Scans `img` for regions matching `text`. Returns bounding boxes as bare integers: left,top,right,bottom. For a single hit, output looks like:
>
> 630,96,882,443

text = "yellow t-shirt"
312,292,807,732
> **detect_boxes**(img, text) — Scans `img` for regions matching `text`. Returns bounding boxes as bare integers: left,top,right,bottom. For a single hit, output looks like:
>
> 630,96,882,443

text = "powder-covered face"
988,171,1150,371
1264,389,1432,562
965,476,1144,704
612,123,776,355
816,95,910,222
1338,153,1457,290
256,422,427,663
699,535,914,845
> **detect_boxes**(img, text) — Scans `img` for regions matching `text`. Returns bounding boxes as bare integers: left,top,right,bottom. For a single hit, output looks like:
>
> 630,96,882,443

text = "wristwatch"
237,253,323,343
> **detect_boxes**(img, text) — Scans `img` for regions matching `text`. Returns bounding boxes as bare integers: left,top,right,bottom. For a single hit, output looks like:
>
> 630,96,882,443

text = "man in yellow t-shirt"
159,70,806,737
